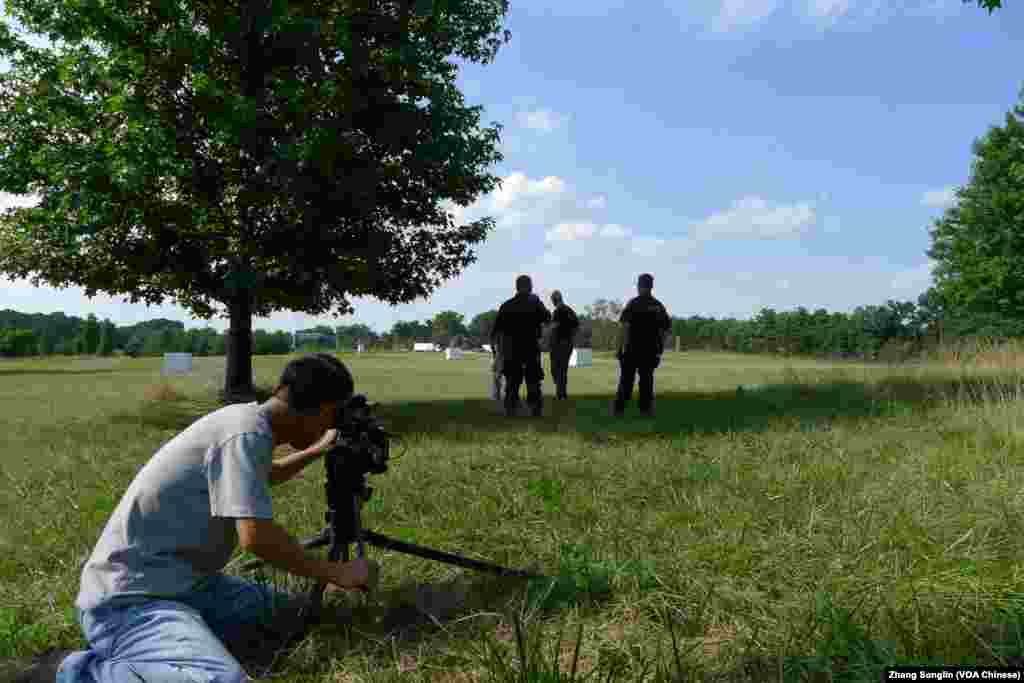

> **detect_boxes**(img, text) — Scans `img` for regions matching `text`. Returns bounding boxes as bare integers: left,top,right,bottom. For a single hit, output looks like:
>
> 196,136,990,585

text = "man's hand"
327,558,380,593
306,428,338,456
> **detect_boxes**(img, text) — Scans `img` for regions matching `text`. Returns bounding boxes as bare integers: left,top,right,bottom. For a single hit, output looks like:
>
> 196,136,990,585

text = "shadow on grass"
100,374,1022,447
374,379,923,444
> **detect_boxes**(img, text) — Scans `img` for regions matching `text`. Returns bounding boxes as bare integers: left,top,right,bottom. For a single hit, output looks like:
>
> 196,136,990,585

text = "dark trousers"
549,339,573,399
503,350,544,415
614,354,658,413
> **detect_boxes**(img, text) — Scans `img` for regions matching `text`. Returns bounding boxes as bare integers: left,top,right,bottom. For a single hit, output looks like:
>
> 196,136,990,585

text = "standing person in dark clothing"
548,290,580,400
613,273,671,417
491,275,552,417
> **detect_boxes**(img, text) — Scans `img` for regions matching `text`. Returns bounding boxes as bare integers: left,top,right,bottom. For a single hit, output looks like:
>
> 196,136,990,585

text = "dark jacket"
550,304,580,344
492,293,552,357
620,294,671,357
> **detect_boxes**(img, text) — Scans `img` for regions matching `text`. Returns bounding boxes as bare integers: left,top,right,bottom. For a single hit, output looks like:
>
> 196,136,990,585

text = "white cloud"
599,223,630,238
805,0,852,23
585,195,607,210
515,108,570,134
546,222,597,242
795,0,962,29
890,261,935,293
711,0,780,32
776,279,791,290
490,172,567,212
693,196,816,241
735,271,755,282
920,186,957,209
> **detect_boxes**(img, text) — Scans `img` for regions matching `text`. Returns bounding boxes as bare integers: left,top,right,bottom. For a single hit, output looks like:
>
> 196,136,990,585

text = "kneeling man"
58,354,378,683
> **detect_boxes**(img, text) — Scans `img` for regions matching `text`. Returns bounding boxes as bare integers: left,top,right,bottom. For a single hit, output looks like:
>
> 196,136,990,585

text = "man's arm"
617,302,632,356
237,518,371,588
269,447,323,486
490,308,504,349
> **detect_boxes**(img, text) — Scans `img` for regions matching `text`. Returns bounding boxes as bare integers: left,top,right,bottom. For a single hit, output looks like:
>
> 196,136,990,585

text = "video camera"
242,391,540,632
326,394,390,477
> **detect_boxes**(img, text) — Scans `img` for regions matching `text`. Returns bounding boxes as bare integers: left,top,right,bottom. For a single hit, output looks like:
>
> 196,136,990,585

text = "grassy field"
3,348,1024,681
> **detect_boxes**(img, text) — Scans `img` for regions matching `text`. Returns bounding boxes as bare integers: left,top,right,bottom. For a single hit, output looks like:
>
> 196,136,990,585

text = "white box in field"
569,348,592,367
413,342,436,352
162,352,193,375
445,347,465,360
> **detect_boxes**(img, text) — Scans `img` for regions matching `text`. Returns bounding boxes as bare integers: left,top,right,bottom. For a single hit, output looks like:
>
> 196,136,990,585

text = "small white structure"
569,348,592,368
162,352,193,375
482,344,493,353
413,342,437,352
445,347,465,360
356,343,366,354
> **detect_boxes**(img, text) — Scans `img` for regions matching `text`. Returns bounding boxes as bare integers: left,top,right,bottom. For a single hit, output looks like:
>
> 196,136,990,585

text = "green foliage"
468,309,499,338
527,477,565,514
473,612,595,683
36,332,51,356
432,310,468,347
97,319,116,355
0,327,37,356
253,329,292,355
0,0,512,397
963,0,1004,11
390,319,433,344
83,313,100,355
928,89,1024,324
336,323,376,350
0,606,51,659
782,592,898,682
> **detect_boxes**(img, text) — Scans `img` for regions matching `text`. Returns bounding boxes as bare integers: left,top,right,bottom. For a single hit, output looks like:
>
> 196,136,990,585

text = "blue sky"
2,0,1022,334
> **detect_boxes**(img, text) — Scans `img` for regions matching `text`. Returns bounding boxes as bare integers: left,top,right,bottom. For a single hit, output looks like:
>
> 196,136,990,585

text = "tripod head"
322,393,390,547
327,394,390,477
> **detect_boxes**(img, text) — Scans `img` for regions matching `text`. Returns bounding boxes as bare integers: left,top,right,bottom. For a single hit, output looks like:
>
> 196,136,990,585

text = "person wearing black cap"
491,275,552,416
613,273,671,417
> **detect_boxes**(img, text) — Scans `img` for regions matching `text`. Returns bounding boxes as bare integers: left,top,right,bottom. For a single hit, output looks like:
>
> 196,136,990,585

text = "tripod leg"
363,530,543,579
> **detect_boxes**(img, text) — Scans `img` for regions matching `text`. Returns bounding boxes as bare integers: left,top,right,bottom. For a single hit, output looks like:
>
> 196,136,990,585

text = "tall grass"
2,346,1024,681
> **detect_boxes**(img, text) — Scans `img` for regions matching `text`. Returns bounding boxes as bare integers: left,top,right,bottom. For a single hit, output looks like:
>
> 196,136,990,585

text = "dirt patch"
702,623,738,659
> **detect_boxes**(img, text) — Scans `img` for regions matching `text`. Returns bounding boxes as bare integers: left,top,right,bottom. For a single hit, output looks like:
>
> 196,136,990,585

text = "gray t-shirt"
76,401,275,610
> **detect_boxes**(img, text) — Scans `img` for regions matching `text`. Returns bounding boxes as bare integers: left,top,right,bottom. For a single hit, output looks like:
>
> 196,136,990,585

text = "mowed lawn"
3,350,1024,681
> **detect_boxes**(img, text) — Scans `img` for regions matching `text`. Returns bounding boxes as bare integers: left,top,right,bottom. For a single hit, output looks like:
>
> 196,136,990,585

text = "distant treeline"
1,294,1021,360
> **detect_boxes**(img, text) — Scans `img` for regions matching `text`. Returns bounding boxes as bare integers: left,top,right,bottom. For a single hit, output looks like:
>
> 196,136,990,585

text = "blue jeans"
57,574,300,683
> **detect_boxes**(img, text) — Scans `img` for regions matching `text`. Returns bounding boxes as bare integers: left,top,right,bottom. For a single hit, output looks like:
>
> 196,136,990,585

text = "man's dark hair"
638,273,654,289
275,354,354,416
516,274,532,293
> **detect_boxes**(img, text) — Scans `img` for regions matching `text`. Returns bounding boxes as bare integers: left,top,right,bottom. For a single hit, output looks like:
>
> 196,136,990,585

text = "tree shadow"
374,372,1021,445
101,373,1022,449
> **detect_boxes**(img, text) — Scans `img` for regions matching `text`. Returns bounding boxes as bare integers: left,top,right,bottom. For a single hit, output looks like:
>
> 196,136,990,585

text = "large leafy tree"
927,89,1024,324
0,0,510,400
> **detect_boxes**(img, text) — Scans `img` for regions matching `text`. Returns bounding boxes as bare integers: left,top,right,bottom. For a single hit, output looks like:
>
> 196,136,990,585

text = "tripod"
239,463,543,625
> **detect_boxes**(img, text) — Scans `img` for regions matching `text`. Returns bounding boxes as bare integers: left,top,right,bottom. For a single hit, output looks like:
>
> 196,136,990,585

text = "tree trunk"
223,293,256,404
